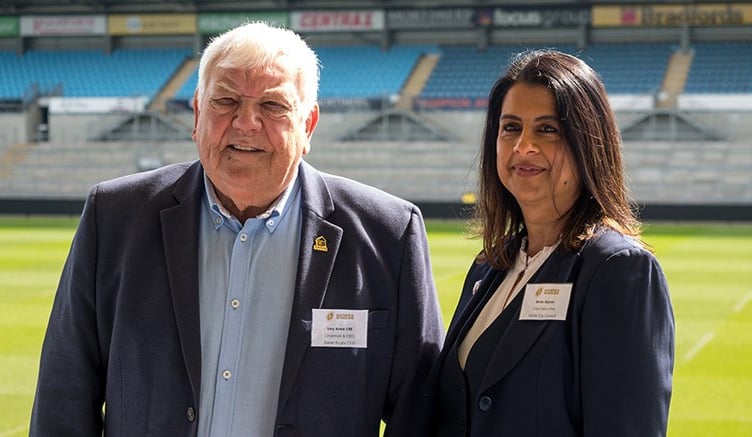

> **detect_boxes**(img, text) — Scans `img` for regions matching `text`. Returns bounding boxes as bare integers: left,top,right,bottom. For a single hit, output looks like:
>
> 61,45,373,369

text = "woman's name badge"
311,309,368,348
519,283,572,320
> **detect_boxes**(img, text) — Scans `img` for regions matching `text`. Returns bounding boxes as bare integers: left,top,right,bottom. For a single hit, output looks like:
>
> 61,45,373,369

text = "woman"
429,50,674,436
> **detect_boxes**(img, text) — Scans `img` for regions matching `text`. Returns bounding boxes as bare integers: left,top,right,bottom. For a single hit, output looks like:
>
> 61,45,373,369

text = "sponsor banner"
197,12,288,34
319,97,382,111
609,95,654,111
20,15,106,36
414,95,643,111
413,97,488,110
387,8,476,29
592,3,752,27
48,96,149,114
0,16,19,37
291,10,384,32
108,14,196,35
493,7,590,28
678,94,752,110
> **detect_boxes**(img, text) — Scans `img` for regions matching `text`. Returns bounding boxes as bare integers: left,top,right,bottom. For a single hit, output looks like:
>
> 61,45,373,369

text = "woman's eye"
501,123,520,132
539,124,560,134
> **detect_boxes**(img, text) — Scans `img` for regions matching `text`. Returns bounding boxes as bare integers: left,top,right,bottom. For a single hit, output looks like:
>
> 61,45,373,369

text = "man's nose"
232,102,262,132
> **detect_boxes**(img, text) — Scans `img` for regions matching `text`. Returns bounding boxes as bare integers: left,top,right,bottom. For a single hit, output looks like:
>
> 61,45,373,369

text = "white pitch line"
683,331,715,363
0,425,26,437
733,291,752,313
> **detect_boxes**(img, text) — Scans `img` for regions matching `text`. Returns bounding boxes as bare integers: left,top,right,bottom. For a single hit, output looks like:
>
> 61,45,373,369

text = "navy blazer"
425,229,674,436
30,160,444,436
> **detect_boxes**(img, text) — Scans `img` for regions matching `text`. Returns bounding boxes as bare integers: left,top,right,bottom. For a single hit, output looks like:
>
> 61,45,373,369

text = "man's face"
193,57,318,217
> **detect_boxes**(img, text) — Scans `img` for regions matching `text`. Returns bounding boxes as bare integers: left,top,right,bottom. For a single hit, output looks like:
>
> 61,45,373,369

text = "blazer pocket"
368,310,389,330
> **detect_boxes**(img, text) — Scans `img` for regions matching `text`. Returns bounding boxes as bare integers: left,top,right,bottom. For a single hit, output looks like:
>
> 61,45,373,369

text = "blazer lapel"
478,247,581,392
160,162,204,402
277,161,343,411
447,268,505,356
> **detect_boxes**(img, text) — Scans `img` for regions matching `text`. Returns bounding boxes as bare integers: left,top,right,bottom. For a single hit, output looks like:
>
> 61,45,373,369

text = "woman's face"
496,82,581,221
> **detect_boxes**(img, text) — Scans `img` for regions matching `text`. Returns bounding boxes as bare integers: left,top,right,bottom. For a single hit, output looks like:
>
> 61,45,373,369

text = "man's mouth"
229,144,261,152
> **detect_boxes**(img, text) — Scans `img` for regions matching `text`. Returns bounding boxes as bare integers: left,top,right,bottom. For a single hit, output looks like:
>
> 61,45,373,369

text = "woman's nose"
513,130,538,154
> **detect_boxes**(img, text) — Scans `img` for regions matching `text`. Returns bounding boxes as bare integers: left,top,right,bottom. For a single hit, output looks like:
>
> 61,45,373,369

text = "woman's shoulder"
579,227,653,262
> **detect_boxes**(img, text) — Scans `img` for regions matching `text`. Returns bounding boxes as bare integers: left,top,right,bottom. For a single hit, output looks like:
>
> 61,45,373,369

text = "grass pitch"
1,216,751,436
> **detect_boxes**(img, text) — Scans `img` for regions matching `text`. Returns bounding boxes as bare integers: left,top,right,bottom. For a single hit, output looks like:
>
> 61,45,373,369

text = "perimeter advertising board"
592,3,752,27
290,10,384,32
20,15,106,36
197,12,288,34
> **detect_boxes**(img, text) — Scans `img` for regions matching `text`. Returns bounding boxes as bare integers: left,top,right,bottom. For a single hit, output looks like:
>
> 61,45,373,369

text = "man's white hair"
196,21,320,114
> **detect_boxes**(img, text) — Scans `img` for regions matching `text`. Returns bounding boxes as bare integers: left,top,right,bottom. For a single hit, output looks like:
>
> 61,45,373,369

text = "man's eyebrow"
212,80,238,94
210,82,294,103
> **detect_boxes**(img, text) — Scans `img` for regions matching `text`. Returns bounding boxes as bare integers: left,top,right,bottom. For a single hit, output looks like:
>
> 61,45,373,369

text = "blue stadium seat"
684,42,752,93
0,48,192,100
174,44,439,101
420,42,673,99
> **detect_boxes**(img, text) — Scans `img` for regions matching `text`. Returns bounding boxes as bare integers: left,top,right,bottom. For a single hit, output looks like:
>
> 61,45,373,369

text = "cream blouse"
458,239,560,369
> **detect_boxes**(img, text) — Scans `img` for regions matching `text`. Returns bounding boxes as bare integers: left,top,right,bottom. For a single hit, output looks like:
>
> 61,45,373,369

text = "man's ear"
305,103,320,140
192,90,200,141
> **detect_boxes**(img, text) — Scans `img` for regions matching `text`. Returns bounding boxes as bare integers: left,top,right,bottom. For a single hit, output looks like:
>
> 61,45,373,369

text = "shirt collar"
203,171,299,233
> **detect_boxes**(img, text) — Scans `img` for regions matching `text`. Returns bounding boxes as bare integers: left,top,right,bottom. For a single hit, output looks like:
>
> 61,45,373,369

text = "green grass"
1,217,751,436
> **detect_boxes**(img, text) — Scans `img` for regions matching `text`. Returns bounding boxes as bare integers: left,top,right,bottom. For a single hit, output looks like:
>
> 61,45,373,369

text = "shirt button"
239,233,248,242
186,406,196,422
215,217,222,225
267,219,275,227
230,299,240,309
222,369,232,380
478,396,493,412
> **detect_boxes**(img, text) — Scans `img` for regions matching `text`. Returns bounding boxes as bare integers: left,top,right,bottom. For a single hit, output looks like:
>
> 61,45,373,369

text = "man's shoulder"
322,171,405,201
96,161,196,194
305,168,422,235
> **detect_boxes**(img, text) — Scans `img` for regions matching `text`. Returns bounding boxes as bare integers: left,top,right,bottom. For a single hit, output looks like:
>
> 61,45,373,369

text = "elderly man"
31,22,443,437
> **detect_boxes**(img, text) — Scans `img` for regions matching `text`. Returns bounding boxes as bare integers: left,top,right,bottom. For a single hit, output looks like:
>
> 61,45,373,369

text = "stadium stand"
1,2,751,219
684,41,752,93
0,48,192,100
174,44,439,101
419,42,673,100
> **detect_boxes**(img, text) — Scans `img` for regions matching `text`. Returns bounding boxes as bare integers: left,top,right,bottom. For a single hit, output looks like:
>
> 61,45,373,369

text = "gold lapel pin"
313,235,328,252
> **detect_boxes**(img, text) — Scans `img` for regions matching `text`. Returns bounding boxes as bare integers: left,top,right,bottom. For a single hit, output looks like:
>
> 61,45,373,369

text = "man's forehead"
211,67,298,96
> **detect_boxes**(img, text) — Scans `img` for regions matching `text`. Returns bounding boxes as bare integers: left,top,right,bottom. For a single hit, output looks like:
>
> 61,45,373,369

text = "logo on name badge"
313,235,328,252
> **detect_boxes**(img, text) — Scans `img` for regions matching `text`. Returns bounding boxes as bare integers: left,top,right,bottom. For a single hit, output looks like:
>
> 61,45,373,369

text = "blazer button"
478,396,493,412
186,406,196,422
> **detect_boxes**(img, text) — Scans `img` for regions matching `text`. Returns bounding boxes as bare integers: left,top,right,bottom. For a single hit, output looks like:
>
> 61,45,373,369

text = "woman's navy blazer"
428,229,674,437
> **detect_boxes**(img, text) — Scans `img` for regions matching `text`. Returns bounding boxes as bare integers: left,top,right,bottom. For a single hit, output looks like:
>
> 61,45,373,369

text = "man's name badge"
311,309,368,348
519,283,573,321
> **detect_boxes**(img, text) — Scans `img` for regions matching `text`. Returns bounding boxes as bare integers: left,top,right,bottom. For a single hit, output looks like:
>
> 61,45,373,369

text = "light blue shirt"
197,171,302,437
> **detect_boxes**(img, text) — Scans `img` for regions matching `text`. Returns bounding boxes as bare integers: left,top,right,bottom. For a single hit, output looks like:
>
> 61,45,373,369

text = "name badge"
519,283,572,321
311,309,368,348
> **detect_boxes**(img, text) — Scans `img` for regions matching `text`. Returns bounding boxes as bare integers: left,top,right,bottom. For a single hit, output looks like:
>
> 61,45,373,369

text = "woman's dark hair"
474,49,643,269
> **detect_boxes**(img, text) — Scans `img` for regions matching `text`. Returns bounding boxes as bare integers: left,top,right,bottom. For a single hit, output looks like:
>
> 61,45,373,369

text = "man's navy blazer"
425,229,674,436
30,160,444,436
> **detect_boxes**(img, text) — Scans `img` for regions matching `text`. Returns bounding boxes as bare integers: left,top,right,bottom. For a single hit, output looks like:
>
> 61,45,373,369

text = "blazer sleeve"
30,187,105,436
578,246,675,436
383,208,445,437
